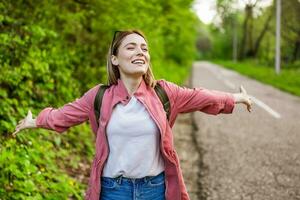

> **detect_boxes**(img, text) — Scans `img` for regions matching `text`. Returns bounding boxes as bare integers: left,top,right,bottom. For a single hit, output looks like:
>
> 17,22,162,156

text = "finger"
12,129,19,137
247,106,251,112
16,124,23,130
17,119,25,125
247,104,252,112
248,98,253,106
16,121,26,129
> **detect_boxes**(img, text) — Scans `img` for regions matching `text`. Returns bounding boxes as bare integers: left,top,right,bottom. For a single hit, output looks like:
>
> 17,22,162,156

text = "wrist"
29,118,37,128
233,93,243,104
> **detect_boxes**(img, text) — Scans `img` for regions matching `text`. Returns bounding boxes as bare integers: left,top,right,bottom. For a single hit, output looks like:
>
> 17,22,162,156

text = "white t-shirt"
102,96,165,178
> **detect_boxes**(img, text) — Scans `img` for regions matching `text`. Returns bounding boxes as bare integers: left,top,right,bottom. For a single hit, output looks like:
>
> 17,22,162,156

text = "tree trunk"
252,11,274,57
239,4,252,59
292,41,300,62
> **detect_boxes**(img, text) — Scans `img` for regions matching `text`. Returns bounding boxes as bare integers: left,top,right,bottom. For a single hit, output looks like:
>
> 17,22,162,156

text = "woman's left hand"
233,85,253,112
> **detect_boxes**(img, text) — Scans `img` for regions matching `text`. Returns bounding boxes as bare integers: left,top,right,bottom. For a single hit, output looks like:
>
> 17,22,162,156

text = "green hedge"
0,0,198,198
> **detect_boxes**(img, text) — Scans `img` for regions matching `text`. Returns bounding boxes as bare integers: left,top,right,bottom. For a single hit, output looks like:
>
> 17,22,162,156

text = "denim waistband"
102,171,165,185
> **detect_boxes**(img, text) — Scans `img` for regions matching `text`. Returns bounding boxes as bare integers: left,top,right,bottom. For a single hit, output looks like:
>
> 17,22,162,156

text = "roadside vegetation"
215,60,300,96
0,0,197,199
196,0,300,96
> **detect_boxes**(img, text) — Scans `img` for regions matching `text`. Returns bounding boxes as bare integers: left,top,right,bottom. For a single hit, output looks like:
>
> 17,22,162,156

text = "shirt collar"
114,78,149,103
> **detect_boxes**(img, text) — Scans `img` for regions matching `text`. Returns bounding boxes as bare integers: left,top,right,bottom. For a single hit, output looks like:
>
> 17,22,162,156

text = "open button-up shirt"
36,79,235,200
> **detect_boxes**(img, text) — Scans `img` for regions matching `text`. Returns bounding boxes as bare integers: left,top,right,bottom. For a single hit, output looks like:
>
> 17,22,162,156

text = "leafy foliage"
196,0,300,67
0,0,198,198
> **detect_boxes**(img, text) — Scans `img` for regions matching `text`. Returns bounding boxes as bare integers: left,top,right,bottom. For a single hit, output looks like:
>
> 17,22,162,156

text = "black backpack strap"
94,83,171,128
94,84,109,127
154,83,171,121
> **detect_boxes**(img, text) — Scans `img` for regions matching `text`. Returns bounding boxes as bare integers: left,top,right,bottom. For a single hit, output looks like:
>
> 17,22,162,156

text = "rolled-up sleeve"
159,80,235,116
36,91,92,133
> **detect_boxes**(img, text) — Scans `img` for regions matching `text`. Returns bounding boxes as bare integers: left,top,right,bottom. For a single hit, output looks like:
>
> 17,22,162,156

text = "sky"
192,0,273,24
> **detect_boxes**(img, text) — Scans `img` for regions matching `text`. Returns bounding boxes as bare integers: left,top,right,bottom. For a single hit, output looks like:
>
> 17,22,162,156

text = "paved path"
173,61,300,200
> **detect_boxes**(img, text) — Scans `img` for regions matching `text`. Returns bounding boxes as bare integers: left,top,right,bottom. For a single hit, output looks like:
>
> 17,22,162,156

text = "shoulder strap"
154,83,171,121
94,83,171,128
94,84,109,127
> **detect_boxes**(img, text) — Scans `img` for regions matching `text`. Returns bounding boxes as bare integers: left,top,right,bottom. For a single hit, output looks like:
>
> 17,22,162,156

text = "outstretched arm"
157,80,253,126
12,87,95,136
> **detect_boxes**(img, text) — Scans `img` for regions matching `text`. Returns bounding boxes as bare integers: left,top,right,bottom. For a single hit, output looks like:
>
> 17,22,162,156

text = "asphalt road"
173,61,300,200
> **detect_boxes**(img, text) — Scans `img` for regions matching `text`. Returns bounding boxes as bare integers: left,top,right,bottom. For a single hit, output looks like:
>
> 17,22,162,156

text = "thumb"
27,110,32,119
240,85,247,95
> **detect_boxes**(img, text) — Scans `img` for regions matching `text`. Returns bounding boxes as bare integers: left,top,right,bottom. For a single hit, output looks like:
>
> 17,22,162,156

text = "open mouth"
131,59,145,64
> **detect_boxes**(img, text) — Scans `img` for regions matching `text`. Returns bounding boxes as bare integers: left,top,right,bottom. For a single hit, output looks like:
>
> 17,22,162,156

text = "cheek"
119,51,133,60
118,56,132,66
145,52,150,60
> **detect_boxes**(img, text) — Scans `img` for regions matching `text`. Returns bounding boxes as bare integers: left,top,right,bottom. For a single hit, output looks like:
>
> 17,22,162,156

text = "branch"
253,0,260,7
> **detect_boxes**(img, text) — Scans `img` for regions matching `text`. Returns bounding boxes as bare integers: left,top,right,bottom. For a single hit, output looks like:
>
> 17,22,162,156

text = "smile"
131,59,145,64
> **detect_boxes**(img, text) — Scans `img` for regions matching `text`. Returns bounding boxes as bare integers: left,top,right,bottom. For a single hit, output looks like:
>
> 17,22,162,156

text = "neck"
121,76,143,96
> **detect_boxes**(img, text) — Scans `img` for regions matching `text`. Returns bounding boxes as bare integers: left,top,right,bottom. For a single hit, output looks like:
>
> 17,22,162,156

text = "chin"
134,66,148,74
130,69,147,77
135,71,147,76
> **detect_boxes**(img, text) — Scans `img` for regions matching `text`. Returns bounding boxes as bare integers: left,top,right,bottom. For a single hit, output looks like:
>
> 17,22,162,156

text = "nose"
135,47,144,55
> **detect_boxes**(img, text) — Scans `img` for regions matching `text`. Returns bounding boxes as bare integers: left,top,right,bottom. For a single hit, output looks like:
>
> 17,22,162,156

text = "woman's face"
111,33,150,79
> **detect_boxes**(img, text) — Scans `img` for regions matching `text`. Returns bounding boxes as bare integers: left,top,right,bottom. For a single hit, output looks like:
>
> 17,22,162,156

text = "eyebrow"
124,42,148,47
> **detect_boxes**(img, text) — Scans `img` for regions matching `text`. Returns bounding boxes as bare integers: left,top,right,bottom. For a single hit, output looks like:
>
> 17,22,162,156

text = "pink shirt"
36,79,235,200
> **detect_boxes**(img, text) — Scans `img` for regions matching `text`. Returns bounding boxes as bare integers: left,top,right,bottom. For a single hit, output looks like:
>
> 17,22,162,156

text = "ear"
111,55,119,66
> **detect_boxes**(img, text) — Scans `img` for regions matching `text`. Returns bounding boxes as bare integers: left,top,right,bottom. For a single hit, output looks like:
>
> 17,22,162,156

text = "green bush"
0,0,199,198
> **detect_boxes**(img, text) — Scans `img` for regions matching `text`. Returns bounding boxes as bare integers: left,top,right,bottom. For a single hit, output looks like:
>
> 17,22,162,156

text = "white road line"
200,63,282,119
224,78,282,119
223,80,282,119
223,80,236,90
249,95,281,119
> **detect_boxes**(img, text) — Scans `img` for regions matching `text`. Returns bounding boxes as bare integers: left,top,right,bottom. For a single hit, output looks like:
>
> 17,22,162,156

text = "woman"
13,30,252,200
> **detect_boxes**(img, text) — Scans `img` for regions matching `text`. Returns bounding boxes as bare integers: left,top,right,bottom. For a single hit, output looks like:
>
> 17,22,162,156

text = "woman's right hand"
13,110,37,137
233,85,253,113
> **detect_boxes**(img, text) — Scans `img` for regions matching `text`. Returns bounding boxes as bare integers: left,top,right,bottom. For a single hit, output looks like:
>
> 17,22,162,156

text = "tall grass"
213,60,300,97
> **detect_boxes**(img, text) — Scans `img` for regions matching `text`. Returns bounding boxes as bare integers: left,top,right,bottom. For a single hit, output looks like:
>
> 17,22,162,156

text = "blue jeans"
100,171,166,200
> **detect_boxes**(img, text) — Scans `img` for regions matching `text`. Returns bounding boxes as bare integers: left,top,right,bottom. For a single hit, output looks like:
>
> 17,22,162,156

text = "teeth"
132,60,145,64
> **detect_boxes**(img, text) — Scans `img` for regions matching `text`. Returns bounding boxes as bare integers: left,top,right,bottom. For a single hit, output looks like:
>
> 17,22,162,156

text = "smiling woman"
13,29,252,200
110,31,152,90
107,31,155,90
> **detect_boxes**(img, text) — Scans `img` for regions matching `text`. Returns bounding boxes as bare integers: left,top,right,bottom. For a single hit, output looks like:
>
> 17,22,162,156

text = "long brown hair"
106,30,156,87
